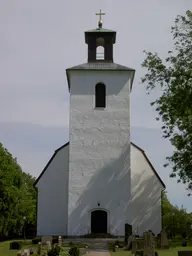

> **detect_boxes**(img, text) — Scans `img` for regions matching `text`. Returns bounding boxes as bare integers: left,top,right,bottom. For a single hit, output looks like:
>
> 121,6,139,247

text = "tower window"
95,83,106,108
96,46,104,60
96,37,105,60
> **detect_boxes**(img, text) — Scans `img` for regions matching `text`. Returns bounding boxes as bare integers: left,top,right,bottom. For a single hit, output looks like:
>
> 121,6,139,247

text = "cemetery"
1,227,192,256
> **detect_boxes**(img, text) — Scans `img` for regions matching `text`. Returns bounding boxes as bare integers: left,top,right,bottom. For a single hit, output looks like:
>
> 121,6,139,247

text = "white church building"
34,16,165,237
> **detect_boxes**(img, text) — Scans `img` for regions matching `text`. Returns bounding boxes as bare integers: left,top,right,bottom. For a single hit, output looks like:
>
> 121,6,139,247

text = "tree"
0,142,36,239
141,10,192,195
162,191,192,237
0,143,23,237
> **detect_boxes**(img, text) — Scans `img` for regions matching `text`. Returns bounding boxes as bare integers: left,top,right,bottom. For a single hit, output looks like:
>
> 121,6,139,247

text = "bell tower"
66,11,135,236
85,9,116,62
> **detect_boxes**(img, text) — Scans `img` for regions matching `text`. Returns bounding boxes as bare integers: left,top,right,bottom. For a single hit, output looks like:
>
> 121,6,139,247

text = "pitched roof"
66,62,135,91
33,142,69,187
66,62,135,71
34,141,165,189
85,28,116,33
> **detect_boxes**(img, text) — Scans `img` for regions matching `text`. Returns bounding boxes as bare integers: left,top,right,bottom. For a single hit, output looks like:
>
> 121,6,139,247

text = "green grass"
0,240,71,256
110,247,192,256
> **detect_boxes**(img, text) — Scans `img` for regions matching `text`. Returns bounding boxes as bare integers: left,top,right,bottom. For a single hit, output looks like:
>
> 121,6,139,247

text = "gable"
131,142,165,189
34,141,165,189
34,142,69,187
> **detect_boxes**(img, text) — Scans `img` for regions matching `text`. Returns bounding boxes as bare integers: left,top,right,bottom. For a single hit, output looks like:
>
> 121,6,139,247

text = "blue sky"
0,0,191,212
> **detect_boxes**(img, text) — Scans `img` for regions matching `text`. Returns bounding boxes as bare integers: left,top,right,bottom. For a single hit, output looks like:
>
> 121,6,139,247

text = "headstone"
125,223,132,245
18,252,24,256
41,236,52,245
58,236,62,246
46,240,52,252
160,229,169,249
136,251,144,256
37,242,41,255
137,238,144,250
156,233,161,248
178,251,192,256
23,249,30,256
126,234,135,250
131,238,137,254
143,231,155,256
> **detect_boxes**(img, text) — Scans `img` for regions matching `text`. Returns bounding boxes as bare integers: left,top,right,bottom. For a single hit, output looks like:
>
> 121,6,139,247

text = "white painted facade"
35,142,164,236
36,145,69,236
67,70,133,236
131,144,164,235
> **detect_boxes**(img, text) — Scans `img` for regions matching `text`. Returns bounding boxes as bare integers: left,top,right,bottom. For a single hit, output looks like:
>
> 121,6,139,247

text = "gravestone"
137,238,144,250
58,236,62,246
126,234,135,250
125,223,132,245
46,240,52,252
23,249,30,256
37,242,41,255
41,236,52,245
160,229,169,249
178,251,192,256
143,231,155,256
131,237,137,254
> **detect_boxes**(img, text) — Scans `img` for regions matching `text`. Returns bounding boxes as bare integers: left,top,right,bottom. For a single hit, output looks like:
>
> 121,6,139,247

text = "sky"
0,0,192,212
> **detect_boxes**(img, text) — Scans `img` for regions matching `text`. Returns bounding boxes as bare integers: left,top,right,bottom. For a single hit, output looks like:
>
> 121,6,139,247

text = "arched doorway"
91,210,107,233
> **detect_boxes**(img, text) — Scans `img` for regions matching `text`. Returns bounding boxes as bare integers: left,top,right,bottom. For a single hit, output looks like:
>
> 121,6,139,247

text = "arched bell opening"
96,37,105,60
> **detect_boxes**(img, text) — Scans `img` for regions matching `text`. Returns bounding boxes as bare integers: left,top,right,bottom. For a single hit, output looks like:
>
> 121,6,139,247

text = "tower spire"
95,9,105,28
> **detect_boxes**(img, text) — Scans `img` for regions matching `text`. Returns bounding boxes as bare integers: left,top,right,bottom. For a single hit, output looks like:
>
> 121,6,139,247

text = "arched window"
96,37,105,60
95,83,106,108
96,46,104,60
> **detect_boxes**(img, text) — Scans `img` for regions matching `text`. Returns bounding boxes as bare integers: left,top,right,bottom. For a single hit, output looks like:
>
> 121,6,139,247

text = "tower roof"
66,63,135,91
85,28,116,33
85,27,116,44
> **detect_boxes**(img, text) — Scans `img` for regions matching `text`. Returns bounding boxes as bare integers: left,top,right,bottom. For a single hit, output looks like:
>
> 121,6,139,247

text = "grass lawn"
0,240,71,256
110,246,192,256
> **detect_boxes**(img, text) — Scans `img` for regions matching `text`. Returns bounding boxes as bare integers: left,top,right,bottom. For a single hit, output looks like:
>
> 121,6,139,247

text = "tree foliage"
0,143,36,239
141,10,192,194
162,191,192,236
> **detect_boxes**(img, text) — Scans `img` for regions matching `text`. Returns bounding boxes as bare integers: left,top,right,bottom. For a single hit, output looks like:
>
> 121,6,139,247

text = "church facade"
34,18,165,237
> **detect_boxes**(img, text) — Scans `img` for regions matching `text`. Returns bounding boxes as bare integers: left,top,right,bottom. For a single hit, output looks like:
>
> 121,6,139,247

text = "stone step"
63,238,119,249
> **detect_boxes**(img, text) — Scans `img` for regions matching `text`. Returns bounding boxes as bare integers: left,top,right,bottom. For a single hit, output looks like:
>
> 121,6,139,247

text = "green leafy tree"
141,10,192,194
0,143,36,239
162,191,191,236
0,143,23,237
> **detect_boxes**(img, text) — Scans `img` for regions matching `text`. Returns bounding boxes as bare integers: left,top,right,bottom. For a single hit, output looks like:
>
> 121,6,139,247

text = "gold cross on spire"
95,9,105,28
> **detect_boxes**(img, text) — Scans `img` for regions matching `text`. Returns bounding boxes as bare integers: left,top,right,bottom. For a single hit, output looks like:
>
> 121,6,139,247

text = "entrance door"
91,210,107,233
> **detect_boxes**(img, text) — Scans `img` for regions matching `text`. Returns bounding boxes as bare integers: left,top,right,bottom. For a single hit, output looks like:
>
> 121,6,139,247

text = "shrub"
69,242,74,247
108,241,125,251
47,244,61,256
181,240,187,247
182,232,187,239
9,241,22,250
52,237,58,244
32,237,41,244
114,240,124,248
69,246,80,256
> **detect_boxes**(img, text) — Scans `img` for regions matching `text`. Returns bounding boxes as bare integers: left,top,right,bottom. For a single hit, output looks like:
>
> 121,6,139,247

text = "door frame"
88,208,110,233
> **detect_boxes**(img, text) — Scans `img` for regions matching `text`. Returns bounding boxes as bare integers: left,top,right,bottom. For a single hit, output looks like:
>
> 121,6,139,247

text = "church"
34,11,165,237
